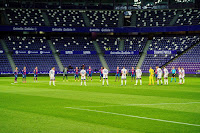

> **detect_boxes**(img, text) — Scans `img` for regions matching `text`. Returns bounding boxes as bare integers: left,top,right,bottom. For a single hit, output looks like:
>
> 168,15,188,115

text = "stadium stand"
4,36,50,51
6,8,45,26
123,36,148,52
96,37,120,51
12,54,59,73
51,37,94,51
0,43,12,73
141,35,200,71
46,10,85,27
175,9,200,26
135,9,178,27
166,43,200,73
59,54,101,71
86,10,121,27
104,55,141,71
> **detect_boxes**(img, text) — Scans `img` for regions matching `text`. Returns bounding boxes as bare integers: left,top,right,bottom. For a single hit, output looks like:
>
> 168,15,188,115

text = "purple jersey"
34,69,38,75
131,69,135,75
75,69,79,74
88,69,92,74
22,69,26,75
116,69,119,74
14,70,18,75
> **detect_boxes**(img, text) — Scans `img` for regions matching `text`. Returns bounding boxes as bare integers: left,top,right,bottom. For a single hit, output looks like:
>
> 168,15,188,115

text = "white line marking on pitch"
65,102,200,108
65,107,200,127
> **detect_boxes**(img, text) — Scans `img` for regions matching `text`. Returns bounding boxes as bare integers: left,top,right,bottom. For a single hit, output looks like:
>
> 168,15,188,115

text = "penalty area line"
65,107,200,127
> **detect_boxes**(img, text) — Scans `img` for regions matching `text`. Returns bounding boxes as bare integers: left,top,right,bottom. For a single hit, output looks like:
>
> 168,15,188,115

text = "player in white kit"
178,67,183,84
49,67,55,86
163,66,169,85
135,67,142,85
80,67,87,86
156,66,163,85
181,67,185,84
102,67,109,86
121,67,127,86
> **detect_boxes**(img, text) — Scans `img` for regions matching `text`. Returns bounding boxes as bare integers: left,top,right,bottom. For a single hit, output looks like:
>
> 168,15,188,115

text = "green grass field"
0,76,200,133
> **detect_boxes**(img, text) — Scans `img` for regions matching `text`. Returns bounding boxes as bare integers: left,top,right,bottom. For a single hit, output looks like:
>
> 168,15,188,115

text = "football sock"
103,79,104,85
140,80,142,85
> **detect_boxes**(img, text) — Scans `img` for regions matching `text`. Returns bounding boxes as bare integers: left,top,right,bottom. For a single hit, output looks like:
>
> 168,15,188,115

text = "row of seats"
4,36,49,51
5,8,200,27
51,37,94,51
60,54,101,71
13,55,59,73
104,55,140,71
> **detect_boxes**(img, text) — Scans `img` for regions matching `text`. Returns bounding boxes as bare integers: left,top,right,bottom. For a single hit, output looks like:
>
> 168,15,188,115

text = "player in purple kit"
99,67,103,81
87,66,92,81
34,67,38,82
131,67,136,82
14,67,18,83
22,66,27,83
115,66,120,82
74,67,79,81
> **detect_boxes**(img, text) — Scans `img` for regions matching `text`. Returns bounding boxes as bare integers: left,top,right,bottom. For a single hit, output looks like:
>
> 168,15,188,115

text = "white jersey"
49,69,55,80
178,69,182,78
136,69,142,78
121,69,127,79
103,69,108,79
157,68,162,78
182,69,185,77
164,68,169,78
80,69,86,80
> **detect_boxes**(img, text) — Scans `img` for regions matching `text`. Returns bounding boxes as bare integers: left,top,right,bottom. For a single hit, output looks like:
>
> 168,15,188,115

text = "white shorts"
103,74,108,79
121,75,126,79
179,75,182,79
81,76,86,80
157,74,162,79
182,76,185,78
50,76,55,80
164,74,168,78
136,75,141,79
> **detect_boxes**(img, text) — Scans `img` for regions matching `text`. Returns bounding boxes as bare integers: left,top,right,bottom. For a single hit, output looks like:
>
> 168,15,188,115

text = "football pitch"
0,76,200,133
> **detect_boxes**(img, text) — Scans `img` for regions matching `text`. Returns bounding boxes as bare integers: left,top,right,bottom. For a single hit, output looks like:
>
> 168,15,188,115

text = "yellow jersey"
149,69,154,76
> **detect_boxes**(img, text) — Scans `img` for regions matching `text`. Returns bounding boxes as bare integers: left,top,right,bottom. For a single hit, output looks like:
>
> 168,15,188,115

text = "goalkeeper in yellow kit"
149,67,154,85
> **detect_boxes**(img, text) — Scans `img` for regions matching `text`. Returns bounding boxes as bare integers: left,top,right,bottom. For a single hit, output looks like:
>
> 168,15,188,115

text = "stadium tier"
0,54,12,73
51,37,94,51
135,9,177,27
6,8,45,26
149,36,199,52
4,8,200,27
59,54,101,71
12,54,59,73
86,10,121,27
104,55,140,71
124,37,148,52
175,9,200,26
4,36,49,51
166,43,200,73
46,10,85,27
96,37,120,51
141,35,200,71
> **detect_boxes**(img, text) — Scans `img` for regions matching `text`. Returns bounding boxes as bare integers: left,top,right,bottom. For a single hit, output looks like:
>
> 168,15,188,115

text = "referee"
63,67,68,82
